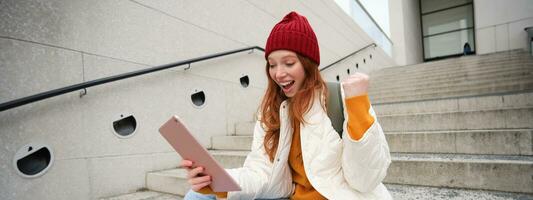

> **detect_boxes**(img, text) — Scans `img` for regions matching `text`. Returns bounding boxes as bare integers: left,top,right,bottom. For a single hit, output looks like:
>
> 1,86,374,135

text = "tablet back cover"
159,116,241,192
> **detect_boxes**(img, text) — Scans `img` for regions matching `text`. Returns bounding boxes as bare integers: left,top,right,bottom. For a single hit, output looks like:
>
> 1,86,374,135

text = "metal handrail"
1,43,378,112
0,46,264,112
320,43,376,71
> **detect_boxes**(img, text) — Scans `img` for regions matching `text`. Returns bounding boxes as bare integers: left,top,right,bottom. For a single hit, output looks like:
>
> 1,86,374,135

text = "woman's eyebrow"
268,54,297,61
282,55,297,60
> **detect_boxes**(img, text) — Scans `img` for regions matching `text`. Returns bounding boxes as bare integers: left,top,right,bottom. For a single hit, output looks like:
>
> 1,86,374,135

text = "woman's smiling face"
267,50,306,98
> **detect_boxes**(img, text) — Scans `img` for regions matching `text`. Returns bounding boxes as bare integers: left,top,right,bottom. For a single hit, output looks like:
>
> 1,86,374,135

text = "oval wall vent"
13,143,54,178
191,90,206,108
240,75,249,88
112,114,137,138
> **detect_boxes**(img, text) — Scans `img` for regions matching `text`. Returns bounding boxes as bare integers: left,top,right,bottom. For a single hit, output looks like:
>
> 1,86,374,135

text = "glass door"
420,0,475,61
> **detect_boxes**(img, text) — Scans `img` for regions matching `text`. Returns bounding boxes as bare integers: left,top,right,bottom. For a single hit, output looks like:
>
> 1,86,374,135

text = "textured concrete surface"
387,184,533,200
216,130,533,155
374,92,533,115
86,153,180,199
174,149,533,193
100,191,181,200
146,169,189,196
368,50,533,103
0,38,83,103
386,153,533,193
144,167,533,199
371,60,529,88
0,44,265,199
0,158,91,200
211,135,253,151
235,121,255,136
379,108,533,131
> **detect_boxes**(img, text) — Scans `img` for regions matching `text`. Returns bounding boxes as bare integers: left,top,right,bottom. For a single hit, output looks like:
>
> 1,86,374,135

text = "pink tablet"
159,115,241,192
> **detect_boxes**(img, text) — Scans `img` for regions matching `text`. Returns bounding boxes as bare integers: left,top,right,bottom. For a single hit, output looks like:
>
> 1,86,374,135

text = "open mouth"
280,81,295,90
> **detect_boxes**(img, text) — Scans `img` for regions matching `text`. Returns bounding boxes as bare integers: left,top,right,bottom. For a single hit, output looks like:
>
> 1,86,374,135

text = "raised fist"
341,72,370,99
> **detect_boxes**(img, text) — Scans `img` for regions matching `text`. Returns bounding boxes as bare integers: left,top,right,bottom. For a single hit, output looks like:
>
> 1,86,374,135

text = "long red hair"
259,54,328,162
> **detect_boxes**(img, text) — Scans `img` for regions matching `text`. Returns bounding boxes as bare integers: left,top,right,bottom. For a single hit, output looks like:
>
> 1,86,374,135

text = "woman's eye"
268,64,275,68
286,63,295,66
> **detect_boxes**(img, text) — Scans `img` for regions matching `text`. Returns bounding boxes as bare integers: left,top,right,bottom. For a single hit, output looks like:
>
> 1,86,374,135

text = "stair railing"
1,43,377,112
319,43,376,71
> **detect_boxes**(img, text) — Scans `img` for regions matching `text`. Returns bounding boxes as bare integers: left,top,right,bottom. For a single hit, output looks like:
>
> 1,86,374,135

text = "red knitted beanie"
265,11,320,65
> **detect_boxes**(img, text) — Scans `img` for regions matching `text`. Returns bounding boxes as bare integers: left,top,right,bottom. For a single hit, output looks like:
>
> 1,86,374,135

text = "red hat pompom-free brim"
265,11,320,65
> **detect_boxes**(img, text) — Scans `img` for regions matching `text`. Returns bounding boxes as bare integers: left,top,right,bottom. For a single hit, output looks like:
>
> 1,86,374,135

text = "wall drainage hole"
14,144,54,178
240,75,249,88
113,115,137,137
191,91,206,107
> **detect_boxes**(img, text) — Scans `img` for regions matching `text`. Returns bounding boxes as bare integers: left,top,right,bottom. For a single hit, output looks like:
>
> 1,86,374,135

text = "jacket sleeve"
340,88,392,193
225,121,274,200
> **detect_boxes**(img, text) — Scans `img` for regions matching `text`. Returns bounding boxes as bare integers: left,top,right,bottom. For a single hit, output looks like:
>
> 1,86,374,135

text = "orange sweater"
288,94,374,199
199,94,374,199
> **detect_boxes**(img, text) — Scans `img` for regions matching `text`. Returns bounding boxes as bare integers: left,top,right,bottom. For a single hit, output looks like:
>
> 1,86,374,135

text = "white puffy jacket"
226,89,392,200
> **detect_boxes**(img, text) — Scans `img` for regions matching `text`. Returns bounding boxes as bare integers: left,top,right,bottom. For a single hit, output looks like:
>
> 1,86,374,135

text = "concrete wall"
474,0,533,54
0,0,394,199
389,0,423,66
320,45,395,82
0,36,267,200
387,0,532,64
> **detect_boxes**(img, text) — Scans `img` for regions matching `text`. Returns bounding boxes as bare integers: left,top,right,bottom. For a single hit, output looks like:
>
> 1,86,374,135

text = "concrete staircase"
107,50,533,199
368,49,533,104
367,50,533,196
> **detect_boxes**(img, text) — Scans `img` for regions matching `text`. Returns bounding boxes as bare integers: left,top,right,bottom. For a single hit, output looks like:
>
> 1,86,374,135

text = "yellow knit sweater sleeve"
345,94,375,140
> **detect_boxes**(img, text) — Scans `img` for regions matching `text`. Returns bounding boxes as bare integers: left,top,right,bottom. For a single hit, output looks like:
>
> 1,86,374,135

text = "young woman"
181,11,392,200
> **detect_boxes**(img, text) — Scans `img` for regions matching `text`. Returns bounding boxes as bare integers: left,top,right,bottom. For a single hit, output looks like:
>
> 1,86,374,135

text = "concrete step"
212,129,532,157
373,54,531,76
99,191,181,200
140,168,533,199
146,168,191,197
370,66,532,90
371,69,533,93
371,81,533,103
373,57,532,79
369,73,533,99
178,150,533,193
386,129,533,155
386,184,533,200
379,107,533,131
373,91,533,116
372,58,532,82
146,168,189,196
235,121,255,135
369,61,533,83
385,153,533,193
146,165,242,197
211,135,252,151
210,150,249,168
372,50,530,77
